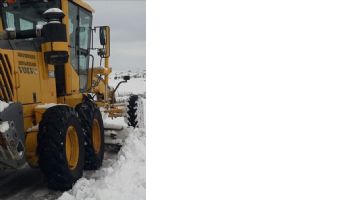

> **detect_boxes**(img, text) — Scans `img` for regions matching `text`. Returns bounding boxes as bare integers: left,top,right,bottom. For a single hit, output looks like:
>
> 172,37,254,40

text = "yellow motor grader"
0,0,140,190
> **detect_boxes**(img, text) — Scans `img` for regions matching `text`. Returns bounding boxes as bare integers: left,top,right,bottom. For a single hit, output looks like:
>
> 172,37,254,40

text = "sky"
86,0,146,71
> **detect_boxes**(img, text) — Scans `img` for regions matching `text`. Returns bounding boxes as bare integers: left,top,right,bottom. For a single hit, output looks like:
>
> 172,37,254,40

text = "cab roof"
72,0,94,13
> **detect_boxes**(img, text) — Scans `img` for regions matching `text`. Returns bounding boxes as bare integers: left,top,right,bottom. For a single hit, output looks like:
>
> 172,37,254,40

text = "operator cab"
0,0,94,97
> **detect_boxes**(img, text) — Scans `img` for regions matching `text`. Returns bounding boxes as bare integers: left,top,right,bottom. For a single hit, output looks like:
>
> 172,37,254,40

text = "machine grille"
0,54,13,102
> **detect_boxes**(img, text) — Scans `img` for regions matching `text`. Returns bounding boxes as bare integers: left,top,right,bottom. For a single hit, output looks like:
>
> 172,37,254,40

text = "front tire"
126,95,145,128
38,106,85,190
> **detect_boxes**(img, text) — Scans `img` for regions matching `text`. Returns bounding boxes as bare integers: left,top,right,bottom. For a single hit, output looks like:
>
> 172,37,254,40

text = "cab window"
19,18,33,30
78,9,92,92
2,0,60,31
68,2,78,72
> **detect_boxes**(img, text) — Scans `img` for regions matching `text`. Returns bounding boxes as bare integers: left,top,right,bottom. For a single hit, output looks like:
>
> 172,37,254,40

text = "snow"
36,103,66,109
43,8,64,14
102,112,126,130
0,121,9,133
58,128,146,200
26,125,39,132
0,100,9,112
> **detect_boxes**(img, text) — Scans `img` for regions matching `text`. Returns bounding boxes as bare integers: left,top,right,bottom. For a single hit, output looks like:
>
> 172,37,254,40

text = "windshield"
2,0,60,31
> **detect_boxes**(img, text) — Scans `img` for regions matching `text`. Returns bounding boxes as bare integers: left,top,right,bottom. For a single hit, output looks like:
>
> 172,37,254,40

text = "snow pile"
58,128,146,200
0,100,9,112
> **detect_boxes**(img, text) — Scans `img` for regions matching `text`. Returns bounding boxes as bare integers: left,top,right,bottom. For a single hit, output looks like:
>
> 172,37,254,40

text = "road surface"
0,151,119,200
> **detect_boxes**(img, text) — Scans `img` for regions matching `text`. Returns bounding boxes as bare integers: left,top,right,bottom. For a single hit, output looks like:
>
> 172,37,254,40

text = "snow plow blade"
102,105,127,151
104,128,124,152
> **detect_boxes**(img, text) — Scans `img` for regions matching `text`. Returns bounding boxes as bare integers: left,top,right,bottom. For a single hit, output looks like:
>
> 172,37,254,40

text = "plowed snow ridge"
58,128,146,200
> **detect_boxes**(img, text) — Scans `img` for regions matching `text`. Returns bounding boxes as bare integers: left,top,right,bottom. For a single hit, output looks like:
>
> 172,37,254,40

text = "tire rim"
92,119,101,154
65,125,79,170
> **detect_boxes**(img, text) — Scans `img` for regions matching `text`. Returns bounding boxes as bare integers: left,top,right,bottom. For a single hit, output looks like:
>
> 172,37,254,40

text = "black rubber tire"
127,95,139,127
37,105,85,190
76,101,104,170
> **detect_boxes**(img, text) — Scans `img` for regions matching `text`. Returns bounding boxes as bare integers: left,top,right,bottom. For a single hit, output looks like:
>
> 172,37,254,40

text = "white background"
148,0,355,199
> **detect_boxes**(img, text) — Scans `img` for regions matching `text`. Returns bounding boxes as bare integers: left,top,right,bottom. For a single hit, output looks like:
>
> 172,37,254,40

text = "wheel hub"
92,119,101,154
65,125,79,170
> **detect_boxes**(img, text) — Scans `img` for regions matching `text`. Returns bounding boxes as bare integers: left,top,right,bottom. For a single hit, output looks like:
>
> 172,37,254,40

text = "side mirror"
123,75,130,81
98,26,110,58
99,26,109,45
99,27,106,45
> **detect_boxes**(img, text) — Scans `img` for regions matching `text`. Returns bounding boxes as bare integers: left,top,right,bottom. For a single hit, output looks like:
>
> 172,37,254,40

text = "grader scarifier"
0,0,138,190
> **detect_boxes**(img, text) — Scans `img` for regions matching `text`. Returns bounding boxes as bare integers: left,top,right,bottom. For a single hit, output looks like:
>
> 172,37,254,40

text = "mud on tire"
76,100,104,170
38,105,85,190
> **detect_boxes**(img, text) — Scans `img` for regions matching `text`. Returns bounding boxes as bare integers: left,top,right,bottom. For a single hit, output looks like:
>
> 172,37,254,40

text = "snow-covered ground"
59,128,145,200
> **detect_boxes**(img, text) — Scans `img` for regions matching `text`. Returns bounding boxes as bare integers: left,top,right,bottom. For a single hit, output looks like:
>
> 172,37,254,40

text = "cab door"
68,1,92,93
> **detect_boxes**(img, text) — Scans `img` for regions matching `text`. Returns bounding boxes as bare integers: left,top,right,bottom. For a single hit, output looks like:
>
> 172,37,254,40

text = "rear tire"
38,106,85,190
76,101,104,170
